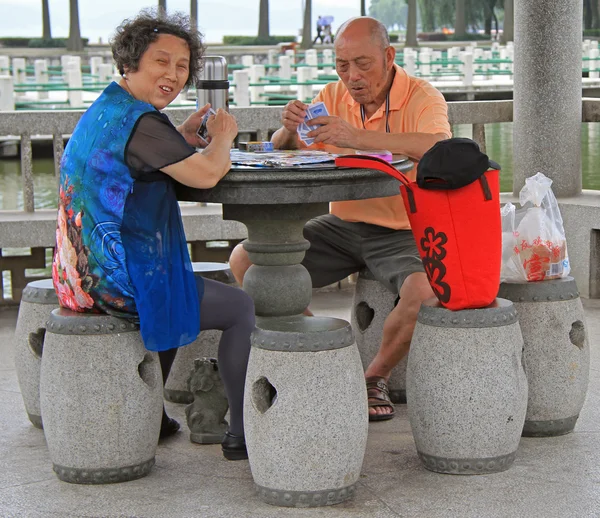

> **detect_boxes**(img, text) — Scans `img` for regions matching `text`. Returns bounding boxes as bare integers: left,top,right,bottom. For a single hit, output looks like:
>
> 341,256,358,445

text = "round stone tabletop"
176,157,414,205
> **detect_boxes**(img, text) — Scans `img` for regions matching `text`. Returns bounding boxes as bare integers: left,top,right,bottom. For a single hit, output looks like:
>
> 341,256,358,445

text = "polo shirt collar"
342,64,409,122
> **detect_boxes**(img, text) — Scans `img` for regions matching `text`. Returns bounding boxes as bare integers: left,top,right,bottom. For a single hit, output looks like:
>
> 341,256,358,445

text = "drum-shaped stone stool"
40,308,163,484
498,278,590,437
245,318,368,507
351,268,406,403
14,278,59,429
164,262,236,404
407,298,528,475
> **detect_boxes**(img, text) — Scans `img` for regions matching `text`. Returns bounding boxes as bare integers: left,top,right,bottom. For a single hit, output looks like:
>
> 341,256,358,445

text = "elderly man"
229,17,451,421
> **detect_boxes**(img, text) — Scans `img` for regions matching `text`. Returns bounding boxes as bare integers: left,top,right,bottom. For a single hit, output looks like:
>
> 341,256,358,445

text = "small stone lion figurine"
185,357,229,444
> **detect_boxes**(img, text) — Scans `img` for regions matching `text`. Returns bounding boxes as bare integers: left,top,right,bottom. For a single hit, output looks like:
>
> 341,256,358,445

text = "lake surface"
1,122,599,210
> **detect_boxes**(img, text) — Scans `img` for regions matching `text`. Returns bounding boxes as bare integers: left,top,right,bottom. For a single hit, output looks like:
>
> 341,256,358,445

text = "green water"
1,123,600,209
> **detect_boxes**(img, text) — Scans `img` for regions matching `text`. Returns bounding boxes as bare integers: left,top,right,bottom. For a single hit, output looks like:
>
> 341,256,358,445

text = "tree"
454,0,466,38
67,0,83,52
406,0,418,47
501,0,513,43
361,0,367,16
369,0,406,30
258,0,270,40
301,0,312,49
42,0,52,39
158,0,166,15
418,0,436,31
190,0,198,30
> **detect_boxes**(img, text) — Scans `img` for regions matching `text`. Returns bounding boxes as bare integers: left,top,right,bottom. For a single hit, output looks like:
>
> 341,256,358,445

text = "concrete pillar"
98,63,113,84
267,49,278,75
513,0,582,197
0,56,9,75
34,60,49,99
66,68,84,108
89,56,103,77
278,55,291,80
0,76,15,111
249,64,266,104
404,49,416,76
241,55,254,68
12,58,26,84
590,48,600,79
322,49,333,74
233,69,249,107
60,55,73,81
285,49,295,63
419,48,431,77
296,66,312,102
460,51,474,87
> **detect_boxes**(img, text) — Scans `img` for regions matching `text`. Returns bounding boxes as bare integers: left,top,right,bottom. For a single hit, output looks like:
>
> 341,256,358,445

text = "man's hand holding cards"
297,102,329,146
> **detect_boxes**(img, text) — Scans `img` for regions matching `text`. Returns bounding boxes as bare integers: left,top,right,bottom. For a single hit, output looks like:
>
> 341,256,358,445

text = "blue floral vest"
52,82,200,351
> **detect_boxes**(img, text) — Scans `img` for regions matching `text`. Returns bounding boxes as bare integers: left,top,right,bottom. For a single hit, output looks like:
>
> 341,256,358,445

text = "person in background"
229,17,451,422
52,9,254,460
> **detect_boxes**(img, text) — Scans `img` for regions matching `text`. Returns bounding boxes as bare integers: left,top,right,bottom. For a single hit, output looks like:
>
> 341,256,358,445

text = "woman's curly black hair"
110,8,205,88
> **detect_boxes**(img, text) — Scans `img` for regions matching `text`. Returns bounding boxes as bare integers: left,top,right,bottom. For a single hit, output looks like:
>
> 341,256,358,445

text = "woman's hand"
206,109,238,143
177,103,213,148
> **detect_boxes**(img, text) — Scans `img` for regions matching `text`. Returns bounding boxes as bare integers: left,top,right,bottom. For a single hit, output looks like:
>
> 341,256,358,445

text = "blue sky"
0,0,371,44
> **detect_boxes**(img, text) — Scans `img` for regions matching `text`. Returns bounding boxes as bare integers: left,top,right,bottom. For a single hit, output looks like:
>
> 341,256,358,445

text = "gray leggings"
198,277,255,436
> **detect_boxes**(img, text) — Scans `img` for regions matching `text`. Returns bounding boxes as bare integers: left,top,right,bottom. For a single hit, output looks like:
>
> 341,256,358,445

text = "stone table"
176,157,413,507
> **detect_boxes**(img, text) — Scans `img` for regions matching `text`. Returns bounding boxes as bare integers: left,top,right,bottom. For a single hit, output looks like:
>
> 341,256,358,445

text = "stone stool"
498,278,590,436
406,298,528,474
164,262,236,404
14,278,59,429
351,268,407,403
245,320,367,507
40,308,163,484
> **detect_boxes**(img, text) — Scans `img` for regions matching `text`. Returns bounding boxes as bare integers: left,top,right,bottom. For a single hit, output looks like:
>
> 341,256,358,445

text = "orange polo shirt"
312,64,451,230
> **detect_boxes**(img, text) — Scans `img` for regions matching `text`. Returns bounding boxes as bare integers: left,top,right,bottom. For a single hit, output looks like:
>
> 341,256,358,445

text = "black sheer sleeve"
125,112,196,178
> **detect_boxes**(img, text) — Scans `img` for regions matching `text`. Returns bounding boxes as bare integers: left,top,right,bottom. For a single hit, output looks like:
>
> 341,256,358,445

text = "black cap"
416,137,501,190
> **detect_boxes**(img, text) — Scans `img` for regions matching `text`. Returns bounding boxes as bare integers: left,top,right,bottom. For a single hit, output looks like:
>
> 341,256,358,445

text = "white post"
285,49,295,63
250,64,266,104
404,49,416,76
233,69,250,107
482,50,493,80
305,49,318,67
12,58,26,84
322,49,334,74
241,55,254,68
505,45,514,77
61,55,73,81
98,63,114,84
491,41,500,52
461,51,474,86
267,49,278,75
89,56,103,77
590,48,599,79
431,50,442,74
34,60,49,99
278,55,292,80
296,66,312,102
67,68,84,108
0,56,10,76
0,75,15,111
472,47,484,80
419,48,431,78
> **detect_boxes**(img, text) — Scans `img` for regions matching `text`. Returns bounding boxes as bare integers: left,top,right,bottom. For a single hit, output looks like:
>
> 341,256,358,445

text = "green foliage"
223,35,296,45
583,28,600,37
0,37,32,47
389,33,399,43
369,0,407,30
417,32,447,42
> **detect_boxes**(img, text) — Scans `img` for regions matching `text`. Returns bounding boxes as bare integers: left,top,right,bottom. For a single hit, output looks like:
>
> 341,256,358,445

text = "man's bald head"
335,17,390,52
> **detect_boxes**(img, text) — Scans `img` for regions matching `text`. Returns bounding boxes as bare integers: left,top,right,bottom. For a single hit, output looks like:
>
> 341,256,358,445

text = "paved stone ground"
1,290,599,517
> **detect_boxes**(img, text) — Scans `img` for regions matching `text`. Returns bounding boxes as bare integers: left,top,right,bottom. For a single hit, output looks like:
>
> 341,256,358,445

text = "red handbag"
335,152,501,311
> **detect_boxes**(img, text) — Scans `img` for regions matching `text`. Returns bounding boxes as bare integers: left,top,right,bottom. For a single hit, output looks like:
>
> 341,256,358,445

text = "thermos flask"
196,56,229,112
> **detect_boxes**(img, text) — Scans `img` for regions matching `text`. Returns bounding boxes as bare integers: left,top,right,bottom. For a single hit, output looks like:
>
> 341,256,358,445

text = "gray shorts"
301,214,425,295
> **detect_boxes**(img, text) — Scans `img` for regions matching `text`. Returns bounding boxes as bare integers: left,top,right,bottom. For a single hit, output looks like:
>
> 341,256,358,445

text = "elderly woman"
52,10,253,461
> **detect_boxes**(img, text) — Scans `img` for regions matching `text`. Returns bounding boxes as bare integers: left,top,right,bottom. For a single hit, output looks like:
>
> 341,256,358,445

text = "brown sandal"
366,376,395,422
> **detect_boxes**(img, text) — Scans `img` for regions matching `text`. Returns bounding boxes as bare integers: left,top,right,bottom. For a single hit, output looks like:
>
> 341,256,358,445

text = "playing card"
297,102,328,145
196,108,217,141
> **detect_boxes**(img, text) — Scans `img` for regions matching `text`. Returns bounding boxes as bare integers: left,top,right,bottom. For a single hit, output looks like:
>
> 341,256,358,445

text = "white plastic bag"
500,172,570,283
